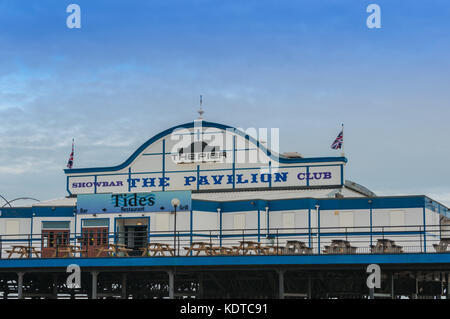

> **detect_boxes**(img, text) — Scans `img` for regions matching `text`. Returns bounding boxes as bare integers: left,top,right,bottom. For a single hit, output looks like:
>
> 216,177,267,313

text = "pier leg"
369,288,374,299
447,273,450,299
390,273,395,299
91,271,99,300
121,273,127,299
415,273,419,299
277,270,285,299
198,274,204,299
52,274,58,299
168,271,174,299
17,272,24,300
307,275,312,299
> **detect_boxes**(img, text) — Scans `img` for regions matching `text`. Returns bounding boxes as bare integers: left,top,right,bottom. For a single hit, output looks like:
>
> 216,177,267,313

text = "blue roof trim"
64,121,347,174
31,206,76,217
0,207,32,218
0,206,76,218
192,196,428,212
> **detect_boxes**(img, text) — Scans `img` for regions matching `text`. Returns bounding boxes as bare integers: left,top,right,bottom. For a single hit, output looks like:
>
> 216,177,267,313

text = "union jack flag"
67,139,74,169
331,130,343,150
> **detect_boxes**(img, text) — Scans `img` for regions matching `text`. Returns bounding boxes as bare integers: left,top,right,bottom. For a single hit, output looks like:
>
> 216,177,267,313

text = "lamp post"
171,198,181,255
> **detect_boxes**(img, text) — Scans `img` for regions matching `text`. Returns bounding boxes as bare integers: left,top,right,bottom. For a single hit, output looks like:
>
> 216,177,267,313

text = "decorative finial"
197,95,204,120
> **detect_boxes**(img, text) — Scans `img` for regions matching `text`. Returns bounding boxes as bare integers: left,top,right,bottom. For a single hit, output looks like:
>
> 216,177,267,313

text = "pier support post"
198,274,204,299
390,273,395,299
17,272,24,300
277,269,285,299
168,270,174,299
121,273,127,299
91,271,99,299
447,273,450,299
307,274,312,299
52,274,58,299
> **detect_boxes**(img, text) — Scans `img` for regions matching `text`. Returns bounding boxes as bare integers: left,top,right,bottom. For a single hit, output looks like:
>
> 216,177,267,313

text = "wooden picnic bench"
433,238,450,253
232,241,267,255
6,245,41,258
96,243,133,257
210,246,236,255
140,243,175,256
283,240,313,254
323,240,357,254
262,245,283,255
52,245,86,258
184,242,215,256
370,239,403,254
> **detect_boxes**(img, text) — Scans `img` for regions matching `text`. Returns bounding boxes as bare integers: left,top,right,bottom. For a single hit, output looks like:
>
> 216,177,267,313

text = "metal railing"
0,224,447,259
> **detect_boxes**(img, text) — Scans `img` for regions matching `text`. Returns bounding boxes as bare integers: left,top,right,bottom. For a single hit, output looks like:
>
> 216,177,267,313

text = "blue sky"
0,0,449,206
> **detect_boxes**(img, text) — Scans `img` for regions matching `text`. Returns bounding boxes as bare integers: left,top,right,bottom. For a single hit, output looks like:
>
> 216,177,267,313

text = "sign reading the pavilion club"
65,121,346,195
77,191,191,214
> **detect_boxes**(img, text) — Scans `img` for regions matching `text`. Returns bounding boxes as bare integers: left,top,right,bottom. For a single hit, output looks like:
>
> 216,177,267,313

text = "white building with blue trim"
0,119,449,258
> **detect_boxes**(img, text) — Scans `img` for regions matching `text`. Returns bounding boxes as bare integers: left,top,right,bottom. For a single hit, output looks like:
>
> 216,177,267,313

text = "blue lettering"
142,178,156,187
274,172,288,183
313,172,322,179
236,174,248,184
211,175,224,184
127,178,140,189
184,176,196,186
198,175,210,185
260,174,271,183
159,177,170,187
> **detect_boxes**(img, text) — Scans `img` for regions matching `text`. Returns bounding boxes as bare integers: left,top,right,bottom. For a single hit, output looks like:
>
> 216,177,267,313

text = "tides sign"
77,191,191,214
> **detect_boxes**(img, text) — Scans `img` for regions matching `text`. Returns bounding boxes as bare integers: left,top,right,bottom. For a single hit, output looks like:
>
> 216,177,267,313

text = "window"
42,221,70,229
82,219,109,228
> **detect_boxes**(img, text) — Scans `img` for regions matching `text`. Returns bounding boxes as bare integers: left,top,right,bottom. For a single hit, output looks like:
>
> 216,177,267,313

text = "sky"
0,0,449,206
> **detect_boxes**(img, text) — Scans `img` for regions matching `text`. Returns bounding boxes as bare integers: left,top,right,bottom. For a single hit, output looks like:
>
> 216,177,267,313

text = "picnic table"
6,245,41,259
261,245,282,255
210,246,236,255
96,243,133,257
232,241,267,255
433,238,450,253
140,243,175,256
283,240,313,254
52,245,86,258
371,239,403,254
323,240,357,254
184,242,214,256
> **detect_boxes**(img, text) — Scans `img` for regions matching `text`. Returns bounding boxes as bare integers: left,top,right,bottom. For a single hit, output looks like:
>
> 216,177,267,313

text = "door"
41,230,70,258
124,225,148,256
81,227,109,257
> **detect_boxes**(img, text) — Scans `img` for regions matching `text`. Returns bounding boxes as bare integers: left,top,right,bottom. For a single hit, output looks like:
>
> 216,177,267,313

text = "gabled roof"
64,120,347,174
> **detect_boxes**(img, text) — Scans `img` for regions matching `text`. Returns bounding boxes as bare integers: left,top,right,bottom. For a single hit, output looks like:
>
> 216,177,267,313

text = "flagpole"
341,123,345,157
